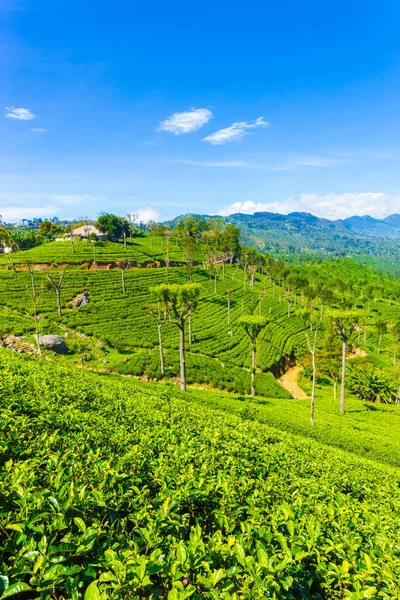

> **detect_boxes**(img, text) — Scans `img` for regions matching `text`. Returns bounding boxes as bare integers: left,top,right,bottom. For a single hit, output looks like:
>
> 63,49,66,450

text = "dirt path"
279,366,308,399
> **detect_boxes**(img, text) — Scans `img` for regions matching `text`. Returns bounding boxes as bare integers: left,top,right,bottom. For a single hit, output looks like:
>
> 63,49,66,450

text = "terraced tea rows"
0,265,306,396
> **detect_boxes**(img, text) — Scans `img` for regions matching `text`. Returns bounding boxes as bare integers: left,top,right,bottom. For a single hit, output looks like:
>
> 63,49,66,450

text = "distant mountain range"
226,212,400,239
168,211,400,264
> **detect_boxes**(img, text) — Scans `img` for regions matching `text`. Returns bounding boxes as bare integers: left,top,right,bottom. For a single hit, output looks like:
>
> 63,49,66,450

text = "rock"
1,335,38,355
37,334,68,354
73,291,90,308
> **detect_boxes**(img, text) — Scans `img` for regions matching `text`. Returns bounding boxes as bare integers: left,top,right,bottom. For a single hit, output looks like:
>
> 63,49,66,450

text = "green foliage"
348,365,397,403
1,351,400,598
95,214,125,242
238,315,268,343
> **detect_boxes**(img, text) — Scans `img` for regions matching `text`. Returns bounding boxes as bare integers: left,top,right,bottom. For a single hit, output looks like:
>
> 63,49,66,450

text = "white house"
72,225,106,240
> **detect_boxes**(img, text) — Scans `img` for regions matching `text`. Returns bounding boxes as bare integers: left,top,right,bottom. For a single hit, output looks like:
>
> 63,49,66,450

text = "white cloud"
203,117,269,145
135,207,161,223
5,107,37,120
159,108,212,135
31,128,47,133
175,155,348,170
218,193,400,220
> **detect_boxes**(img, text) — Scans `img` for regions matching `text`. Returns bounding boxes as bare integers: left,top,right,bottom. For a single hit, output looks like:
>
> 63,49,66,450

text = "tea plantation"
0,264,305,398
2,351,400,599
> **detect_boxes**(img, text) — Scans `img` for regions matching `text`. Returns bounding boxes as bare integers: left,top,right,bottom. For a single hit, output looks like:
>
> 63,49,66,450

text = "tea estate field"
1,351,400,599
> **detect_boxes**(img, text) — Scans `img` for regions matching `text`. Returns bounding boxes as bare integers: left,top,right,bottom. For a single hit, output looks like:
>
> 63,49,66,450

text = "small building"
71,225,106,241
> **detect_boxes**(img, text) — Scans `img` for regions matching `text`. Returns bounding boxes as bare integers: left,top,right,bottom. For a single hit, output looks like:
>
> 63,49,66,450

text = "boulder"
38,334,68,354
73,291,90,308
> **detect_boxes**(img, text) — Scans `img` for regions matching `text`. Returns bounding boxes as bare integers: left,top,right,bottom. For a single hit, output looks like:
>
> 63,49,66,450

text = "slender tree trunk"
179,324,186,391
158,324,164,375
340,339,346,413
123,232,127,249
310,347,316,426
378,333,382,353
251,272,254,288
188,314,192,346
333,380,337,400
251,344,256,397
227,291,231,326
121,269,125,293
71,235,75,254
29,268,42,357
306,330,317,426
222,262,225,279
56,288,62,317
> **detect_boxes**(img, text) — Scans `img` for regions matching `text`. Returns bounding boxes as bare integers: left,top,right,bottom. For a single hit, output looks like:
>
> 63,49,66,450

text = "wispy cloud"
203,117,269,145
218,192,400,220
5,107,37,120
175,155,350,170
31,128,47,133
159,108,212,135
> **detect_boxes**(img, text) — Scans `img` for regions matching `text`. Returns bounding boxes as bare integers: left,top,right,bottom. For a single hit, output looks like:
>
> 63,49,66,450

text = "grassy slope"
1,349,400,599
0,237,188,266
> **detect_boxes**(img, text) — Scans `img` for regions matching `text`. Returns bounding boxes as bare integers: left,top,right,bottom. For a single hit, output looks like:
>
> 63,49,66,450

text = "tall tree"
238,315,268,397
119,260,131,293
375,318,387,353
300,309,320,426
26,263,42,357
147,220,156,249
45,267,66,318
221,223,241,264
163,229,171,282
151,283,200,391
126,212,138,242
148,304,167,376
182,236,197,283
330,313,358,413
95,213,124,242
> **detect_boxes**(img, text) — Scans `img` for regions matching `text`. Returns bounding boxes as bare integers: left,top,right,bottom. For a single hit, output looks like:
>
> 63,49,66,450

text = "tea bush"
1,350,400,599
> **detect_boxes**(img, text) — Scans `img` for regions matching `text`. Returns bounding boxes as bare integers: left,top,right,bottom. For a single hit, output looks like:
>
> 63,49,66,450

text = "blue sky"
1,0,400,222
